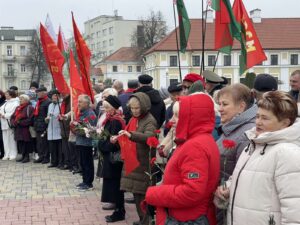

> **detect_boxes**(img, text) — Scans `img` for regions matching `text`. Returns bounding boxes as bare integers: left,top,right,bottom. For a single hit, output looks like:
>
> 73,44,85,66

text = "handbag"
165,209,209,225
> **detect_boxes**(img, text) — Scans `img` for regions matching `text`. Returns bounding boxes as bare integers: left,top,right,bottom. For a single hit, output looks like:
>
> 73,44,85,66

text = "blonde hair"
128,97,140,108
19,94,30,102
102,88,118,97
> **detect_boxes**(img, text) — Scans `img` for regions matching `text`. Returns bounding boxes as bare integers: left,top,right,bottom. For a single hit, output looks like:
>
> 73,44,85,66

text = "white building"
84,12,141,65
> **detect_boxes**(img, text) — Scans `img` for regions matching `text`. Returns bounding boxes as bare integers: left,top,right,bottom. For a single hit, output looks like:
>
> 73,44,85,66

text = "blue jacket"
76,108,97,147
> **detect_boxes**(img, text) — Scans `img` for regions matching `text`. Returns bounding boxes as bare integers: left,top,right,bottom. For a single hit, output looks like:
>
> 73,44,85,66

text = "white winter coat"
0,98,20,130
227,119,300,225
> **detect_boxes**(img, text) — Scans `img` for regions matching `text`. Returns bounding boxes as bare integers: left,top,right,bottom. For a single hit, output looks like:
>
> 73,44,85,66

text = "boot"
105,208,125,223
16,155,24,162
22,156,30,163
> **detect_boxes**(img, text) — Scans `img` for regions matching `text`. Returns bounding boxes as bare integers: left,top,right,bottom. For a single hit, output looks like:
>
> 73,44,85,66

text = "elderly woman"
119,92,157,225
98,95,126,222
145,94,220,225
11,94,34,163
215,91,300,225
0,89,19,160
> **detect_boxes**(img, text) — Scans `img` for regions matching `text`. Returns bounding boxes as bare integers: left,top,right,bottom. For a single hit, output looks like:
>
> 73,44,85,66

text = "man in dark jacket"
33,87,51,163
134,74,165,128
203,70,227,97
289,70,300,102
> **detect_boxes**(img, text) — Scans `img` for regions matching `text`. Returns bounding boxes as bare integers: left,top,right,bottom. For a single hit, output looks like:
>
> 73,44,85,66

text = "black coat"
98,119,123,179
34,98,51,133
134,86,166,128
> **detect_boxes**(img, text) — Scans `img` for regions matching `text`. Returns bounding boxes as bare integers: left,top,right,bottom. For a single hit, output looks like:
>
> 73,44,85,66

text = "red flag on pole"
71,12,94,103
40,24,70,95
69,49,85,120
233,0,267,71
57,26,65,53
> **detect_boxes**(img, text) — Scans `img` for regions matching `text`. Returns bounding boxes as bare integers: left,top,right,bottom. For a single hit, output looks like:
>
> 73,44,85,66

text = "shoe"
9,157,16,161
72,169,82,174
16,157,24,162
78,184,94,192
125,197,135,204
75,182,85,189
48,164,57,168
2,157,8,161
21,158,30,163
102,203,116,210
34,158,43,163
59,165,70,170
42,160,50,164
105,209,125,222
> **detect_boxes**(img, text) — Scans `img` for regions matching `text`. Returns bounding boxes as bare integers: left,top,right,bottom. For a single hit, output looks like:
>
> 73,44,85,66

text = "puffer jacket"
227,119,300,225
0,98,20,130
146,94,220,225
120,92,157,195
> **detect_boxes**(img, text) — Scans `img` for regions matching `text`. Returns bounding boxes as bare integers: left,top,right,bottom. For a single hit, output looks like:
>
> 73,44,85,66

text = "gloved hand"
157,145,166,158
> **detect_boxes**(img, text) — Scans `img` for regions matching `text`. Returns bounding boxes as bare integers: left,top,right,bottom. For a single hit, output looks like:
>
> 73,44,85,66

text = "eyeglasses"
182,85,191,90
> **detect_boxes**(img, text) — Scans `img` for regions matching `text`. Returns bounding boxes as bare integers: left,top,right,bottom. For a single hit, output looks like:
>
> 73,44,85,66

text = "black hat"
9,86,18,91
168,83,183,93
105,95,121,109
49,89,60,97
254,74,278,92
36,87,47,93
138,74,153,85
30,82,39,89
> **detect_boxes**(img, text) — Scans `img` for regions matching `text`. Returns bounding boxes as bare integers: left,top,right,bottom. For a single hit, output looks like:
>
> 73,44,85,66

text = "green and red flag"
175,0,191,53
72,12,94,103
69,49,85,119
39,24,70,95
211,0,241,54
233,0,267,74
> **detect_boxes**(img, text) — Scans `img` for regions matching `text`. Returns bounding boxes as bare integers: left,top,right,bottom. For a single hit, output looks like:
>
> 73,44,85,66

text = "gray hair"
113,80,124,90
102,88,118,97
19,94,30,102
78,94,91,105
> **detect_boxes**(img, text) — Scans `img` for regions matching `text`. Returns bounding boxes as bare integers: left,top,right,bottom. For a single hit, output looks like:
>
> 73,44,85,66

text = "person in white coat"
215,90,300,225
0,90,20,160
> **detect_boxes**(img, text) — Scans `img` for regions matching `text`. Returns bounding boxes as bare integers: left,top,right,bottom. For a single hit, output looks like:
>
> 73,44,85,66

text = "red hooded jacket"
145,94,220,225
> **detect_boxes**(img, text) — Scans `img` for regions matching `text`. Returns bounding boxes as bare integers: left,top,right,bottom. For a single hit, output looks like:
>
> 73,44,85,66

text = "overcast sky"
0,0,299,37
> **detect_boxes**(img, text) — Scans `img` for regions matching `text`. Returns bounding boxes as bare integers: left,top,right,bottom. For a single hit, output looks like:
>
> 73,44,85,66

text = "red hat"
183,73,206,87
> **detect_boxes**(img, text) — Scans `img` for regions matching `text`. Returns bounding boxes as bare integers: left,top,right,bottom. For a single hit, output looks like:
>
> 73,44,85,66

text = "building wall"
145,50,300,91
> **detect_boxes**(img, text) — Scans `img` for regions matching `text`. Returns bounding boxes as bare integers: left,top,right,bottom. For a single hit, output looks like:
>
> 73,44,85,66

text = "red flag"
72,13,94,103
57,26,65,53
233,0,267,70
40,24,70,95
69,50,85,120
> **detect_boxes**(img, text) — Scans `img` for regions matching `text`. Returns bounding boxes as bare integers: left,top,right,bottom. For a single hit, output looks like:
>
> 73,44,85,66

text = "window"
109,39,114,46
109,27,113,34
21,64,26,72
128,66,132,72
113,66,118,72
7,64,13,75
291,54,299,65
21,80,26,89
103,41,107,48
192,55,200,66
20,46,26,56
208,55,216,66
136,66,141,72
170,56,178,67
97,31,100,37
103,29,107,36
270,54,278,65
223,55,231,66
7,46,12,56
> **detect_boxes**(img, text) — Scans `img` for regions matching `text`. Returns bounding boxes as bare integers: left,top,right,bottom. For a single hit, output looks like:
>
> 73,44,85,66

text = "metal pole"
173,2,182,82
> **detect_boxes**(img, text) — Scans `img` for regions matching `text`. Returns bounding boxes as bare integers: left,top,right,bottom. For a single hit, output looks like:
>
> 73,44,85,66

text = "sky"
0,0,299,37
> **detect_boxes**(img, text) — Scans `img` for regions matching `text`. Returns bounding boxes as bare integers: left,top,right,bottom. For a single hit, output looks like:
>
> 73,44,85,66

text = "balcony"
3,71,17,78
2,55,17,62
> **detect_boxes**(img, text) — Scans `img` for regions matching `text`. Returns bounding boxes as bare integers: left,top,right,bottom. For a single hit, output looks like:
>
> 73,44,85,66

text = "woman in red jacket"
145,93,220,225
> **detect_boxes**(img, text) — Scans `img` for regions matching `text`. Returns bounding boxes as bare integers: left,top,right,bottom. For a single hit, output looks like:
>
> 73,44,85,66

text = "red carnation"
155,129,161,134
83,118,89,123
150,157,157,167
165,121,174,130
90,115,96,120
222,139,236,150
146,137,159,148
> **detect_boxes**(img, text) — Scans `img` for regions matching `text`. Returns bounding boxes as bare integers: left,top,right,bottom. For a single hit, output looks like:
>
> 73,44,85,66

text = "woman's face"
20,97,26,105
255,108,289,136
4,92,11,100
130,102,141,118
218,93,246,124
104,103,115,115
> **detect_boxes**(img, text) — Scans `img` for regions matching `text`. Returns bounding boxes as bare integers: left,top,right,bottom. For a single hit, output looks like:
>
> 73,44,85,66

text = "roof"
100,47,143,63
0,29,36,41
145,18,300,55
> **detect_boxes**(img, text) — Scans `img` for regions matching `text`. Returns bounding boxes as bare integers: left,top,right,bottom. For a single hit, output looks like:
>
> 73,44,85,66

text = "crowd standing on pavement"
0,70,300,225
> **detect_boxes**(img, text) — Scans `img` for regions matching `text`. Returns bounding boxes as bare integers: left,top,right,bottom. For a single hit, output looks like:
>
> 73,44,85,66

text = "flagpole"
213,51,220,72
200,0,209,75
172,2,182,82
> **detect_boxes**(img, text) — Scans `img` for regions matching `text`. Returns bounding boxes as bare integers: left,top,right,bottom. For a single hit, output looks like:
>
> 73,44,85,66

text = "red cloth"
34,96,48,116
102,110,126,130
145,94,220,225
118,117,140,175
57,27,65,53
15,103,29,121
125,88,136,93
60,100,66,115
183,73,206,87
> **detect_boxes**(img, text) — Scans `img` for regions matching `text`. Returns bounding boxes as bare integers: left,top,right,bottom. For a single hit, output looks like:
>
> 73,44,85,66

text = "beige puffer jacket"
227,119,300,225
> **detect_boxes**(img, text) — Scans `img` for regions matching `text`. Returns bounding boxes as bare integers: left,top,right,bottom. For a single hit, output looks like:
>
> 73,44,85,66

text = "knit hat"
168,83,183,93
138,74,153,84
36,87,47,92
183,73,203,83
105,95,121,109
254,74,278,92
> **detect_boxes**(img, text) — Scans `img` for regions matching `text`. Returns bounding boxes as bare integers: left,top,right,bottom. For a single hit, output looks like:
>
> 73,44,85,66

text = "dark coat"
0,100,5,141
118,91,134,124
59,96,71,139
34,97,51,133
11,104,34,142
121,92,157,195
98,119,123,179
134,86,166,128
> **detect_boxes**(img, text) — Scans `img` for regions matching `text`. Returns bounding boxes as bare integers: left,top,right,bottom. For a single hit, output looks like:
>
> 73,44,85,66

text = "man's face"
290,74,300,91
170,91,182,102
78,97,88,111
37,91,46,99
182,81,193,95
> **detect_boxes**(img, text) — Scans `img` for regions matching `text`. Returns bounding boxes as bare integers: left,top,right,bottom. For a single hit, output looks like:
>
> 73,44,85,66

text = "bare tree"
131,10,168,51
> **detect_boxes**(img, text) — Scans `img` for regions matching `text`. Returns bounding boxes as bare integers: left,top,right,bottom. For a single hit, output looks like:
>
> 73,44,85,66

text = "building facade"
144,10,300,91
84,12,141,65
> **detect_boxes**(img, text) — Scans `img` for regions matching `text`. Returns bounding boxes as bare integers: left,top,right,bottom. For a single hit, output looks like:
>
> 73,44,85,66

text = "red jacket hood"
176,94,215,142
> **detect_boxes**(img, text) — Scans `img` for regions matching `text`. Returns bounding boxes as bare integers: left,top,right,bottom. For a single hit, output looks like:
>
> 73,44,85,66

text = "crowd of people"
1,70,300,225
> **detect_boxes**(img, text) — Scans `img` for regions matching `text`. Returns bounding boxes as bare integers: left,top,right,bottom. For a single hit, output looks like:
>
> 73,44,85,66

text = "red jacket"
145,94,220,225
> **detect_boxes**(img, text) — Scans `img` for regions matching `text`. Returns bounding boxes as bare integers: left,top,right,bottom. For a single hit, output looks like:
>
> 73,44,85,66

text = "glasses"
182,85,191,90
